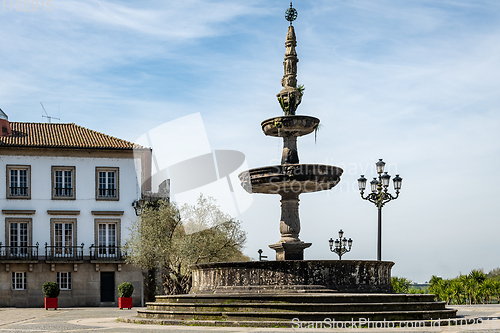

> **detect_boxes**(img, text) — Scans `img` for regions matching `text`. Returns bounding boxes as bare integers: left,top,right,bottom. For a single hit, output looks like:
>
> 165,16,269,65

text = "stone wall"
191,260,394,294
0,262,142,307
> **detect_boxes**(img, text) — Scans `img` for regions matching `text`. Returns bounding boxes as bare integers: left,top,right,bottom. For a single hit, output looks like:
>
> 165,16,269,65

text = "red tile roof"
0,122,146,150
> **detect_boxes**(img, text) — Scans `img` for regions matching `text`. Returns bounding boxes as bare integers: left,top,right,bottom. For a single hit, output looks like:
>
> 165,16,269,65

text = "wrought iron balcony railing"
54,187,73,197
0,242,39,260
98,188,116,198
44,243,84,261
89,245,125,261
9,187,28,196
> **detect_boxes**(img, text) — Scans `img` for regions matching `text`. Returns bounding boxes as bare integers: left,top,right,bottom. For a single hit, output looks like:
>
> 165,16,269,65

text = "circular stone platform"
136,260,457,325
191,260,395,294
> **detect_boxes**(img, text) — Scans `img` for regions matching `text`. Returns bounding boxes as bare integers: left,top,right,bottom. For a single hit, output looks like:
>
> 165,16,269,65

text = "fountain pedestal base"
269,242,311,260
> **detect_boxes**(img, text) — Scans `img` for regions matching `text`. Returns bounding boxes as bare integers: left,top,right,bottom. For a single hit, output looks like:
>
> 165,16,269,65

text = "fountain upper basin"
262,115,319,137
238,164,343,194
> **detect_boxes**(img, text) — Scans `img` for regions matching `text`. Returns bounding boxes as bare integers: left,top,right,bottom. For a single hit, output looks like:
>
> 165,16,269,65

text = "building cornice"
2,209,36,215
47,210,81,216
91,211,125,216
0,146,150,159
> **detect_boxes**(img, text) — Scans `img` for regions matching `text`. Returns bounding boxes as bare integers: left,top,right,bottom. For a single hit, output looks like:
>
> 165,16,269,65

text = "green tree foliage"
427,269,500,305
125,195,247,296
488,267,500,281
391,277,412,293
392,277,426,294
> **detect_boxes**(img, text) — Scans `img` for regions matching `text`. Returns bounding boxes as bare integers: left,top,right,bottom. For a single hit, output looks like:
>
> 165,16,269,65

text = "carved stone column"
281,135,299,164
279,193,300,242
269,192,311,260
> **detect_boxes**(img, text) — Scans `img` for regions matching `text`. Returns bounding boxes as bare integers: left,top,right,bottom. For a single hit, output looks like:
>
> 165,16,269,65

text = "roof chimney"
0,108,13,137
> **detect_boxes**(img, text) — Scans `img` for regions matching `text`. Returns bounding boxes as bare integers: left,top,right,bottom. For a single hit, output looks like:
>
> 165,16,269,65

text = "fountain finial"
277,3,302,115
285,2,297,25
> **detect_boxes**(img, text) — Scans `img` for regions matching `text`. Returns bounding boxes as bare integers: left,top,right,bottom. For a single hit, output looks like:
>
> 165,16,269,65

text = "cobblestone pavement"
0,305,498,332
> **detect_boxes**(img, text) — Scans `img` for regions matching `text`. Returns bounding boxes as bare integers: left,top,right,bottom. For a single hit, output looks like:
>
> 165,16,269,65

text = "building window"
52,166,75,200
49,219,77,258
57,272,72,290
99,223,116,255
54,222,73,255
94,219,120,257
12,272,27,290
6,165,31,199
95,167,119,201
6,219,32,257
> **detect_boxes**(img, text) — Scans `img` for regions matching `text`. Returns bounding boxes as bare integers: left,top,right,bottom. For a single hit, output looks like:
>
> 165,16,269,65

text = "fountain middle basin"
239,164,343,195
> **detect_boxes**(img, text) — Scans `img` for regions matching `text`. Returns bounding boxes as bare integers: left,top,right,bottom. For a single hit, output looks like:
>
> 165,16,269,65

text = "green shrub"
42,282,60,298
391,276,412,293
118,282,134,297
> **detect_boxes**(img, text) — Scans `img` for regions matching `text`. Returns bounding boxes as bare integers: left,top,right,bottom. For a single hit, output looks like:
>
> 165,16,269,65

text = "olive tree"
125,195,247,298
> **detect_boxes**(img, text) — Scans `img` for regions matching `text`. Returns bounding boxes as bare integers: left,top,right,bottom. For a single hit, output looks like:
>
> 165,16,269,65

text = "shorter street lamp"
357,158,402,261
258,249,268,261
328,229,353,260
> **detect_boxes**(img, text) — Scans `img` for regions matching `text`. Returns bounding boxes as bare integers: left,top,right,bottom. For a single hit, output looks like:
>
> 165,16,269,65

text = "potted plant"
118,282,134,309
42,282,60,310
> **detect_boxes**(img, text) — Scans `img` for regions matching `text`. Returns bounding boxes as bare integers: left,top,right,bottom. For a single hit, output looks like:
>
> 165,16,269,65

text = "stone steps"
154,293,437,304
138,293,458,325
138,309,457,321
145,301,447,313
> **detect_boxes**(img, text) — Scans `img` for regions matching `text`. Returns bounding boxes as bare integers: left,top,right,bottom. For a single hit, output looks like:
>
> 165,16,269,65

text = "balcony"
45,243,84,261
0,242,39,261
98,188,116,198
9,187,28,196
89,245,125,262
54,187,73,197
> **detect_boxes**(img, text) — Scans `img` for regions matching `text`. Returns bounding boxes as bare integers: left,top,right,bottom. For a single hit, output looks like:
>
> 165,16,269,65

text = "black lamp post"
258,249,268,261
328,229,352,260
357,159,402,261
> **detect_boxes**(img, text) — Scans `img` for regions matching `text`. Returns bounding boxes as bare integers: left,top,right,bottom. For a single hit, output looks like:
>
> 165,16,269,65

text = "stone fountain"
238,5,342,261
135,4,457,326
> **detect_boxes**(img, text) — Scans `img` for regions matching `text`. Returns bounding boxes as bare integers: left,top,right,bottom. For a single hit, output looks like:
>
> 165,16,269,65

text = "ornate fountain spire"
277,3,302,116
238,3,343,261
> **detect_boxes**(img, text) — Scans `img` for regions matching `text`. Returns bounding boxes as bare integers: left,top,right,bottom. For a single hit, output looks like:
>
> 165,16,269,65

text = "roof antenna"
40,102,60,123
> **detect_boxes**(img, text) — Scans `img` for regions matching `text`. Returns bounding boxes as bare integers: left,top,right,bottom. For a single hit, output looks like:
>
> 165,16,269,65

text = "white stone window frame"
95,167,119,201
6,165,31,200
50,218,78,256
5,218,33,248
11,272,27,290
94,218,121,256
51,166,76,200
57,272,72,290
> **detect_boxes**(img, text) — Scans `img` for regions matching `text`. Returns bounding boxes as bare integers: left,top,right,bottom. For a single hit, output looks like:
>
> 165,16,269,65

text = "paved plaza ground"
0,305,498,332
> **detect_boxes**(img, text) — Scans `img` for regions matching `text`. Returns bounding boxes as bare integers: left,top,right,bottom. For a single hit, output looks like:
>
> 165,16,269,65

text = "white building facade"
0,116,151,307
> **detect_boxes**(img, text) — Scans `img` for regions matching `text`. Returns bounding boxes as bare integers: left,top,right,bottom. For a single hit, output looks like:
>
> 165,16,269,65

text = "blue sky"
2,0,500,282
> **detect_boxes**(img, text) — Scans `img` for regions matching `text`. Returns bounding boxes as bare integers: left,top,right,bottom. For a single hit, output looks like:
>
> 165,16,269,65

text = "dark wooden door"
100,272,115,302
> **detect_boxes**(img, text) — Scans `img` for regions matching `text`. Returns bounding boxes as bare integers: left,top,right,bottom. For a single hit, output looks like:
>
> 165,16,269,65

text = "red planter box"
44,297,58,310
119,297,133,309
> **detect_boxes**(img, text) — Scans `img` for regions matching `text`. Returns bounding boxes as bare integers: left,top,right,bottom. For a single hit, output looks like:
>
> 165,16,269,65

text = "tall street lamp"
357,159,402,261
